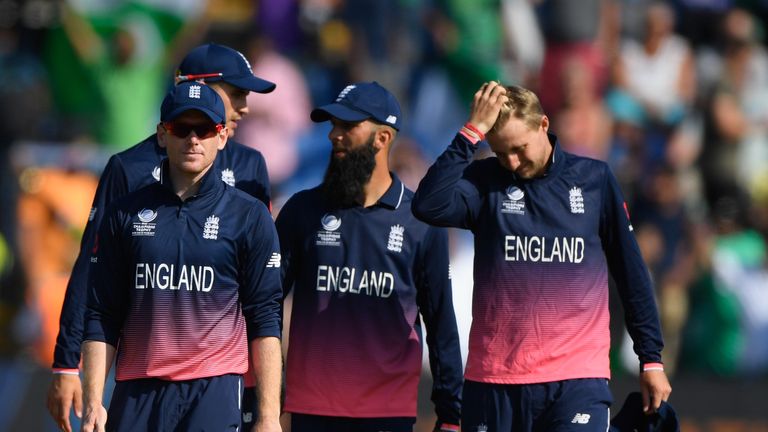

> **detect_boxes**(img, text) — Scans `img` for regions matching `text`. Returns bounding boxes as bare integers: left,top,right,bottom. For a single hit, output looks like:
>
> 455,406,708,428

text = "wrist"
463,122,486,140
641,362,664,372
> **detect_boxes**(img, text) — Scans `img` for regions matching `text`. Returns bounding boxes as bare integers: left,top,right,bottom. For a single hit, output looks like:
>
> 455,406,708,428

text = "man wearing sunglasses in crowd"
47,43,277,432
80,81,282,432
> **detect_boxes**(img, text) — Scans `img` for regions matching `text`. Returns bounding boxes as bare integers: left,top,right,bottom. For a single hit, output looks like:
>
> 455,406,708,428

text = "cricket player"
48,43,276,432
276,82,462,432
80,82,282,432
412,82,672,431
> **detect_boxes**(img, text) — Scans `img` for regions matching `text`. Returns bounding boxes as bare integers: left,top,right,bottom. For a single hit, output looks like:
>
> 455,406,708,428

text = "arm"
412,82,507,228
48,156,128,430
254,152,272,210
58,1,105,65
416,226,463,430
274,196,298,298
239,203,283,430
600,168,671,412
249,337,282,432
80,340,115,432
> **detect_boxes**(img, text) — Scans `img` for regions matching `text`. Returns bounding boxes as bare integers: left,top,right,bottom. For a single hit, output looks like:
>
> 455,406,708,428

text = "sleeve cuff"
458,129,482,145
52,368,80,375
641,362,664,372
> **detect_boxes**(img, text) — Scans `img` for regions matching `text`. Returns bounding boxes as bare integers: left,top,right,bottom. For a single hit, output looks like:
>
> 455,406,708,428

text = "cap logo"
386,115,397,125
335,85,356,102
188,85,202,99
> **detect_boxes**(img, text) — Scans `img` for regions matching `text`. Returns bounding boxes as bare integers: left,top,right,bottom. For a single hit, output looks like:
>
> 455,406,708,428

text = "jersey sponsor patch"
316,213,342,246
133,208,158,236
501,185,526,215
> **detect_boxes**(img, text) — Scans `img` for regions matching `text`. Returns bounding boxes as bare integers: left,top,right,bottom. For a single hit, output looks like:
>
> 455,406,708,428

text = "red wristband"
464,122,486,140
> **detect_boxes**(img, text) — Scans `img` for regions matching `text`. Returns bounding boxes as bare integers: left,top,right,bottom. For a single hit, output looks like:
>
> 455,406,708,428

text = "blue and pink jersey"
54,134,271,371
413,133,664,384
276,176,462,424
84,159,281,381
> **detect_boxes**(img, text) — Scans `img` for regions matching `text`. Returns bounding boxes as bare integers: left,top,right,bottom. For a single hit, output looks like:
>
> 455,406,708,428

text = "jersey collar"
376,173,406,210
535,132,565,179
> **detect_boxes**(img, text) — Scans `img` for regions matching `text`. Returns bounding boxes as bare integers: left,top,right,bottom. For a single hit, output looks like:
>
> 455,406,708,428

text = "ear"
156,123,168,148
217,125,228,150
541,115,549,132
375,127,394,151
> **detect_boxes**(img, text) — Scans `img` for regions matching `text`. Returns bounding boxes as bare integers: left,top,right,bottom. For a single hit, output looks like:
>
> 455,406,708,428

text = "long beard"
322,135,378,208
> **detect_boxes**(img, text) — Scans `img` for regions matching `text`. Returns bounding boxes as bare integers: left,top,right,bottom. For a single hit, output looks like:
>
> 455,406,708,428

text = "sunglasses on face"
163,121,224,139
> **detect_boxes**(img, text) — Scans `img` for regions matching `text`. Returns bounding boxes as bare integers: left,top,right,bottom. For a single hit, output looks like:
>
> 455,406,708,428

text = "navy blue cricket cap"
160,82,225,124
311,81,402,130
176,43,276,94
610,392,680,432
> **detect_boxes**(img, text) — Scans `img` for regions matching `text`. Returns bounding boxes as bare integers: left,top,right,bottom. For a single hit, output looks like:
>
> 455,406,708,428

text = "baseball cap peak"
177,43,276,94
311,81,402,130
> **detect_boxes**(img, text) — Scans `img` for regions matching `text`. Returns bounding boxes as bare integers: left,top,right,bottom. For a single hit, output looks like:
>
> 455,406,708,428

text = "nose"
328,124,344,143
505,154,521,171
234,95,249,116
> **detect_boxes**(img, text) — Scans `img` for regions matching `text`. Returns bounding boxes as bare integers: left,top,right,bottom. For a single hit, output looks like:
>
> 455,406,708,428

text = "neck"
360,163,392,207
169,164,212,200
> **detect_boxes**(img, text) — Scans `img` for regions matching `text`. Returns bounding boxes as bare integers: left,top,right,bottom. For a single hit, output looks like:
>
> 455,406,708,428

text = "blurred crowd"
1,2,768,422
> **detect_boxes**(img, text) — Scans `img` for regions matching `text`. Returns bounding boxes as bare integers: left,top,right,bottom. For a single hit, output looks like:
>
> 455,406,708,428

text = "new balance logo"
571,413,591,424
188,85,202,99
266,252,281,268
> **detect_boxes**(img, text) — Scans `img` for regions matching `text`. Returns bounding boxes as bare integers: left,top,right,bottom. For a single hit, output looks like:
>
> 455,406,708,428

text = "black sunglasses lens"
167,122,218,138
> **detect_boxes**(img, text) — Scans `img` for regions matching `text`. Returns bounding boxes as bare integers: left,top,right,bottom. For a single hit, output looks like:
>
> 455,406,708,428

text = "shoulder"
109,135,163,183
104,182,164,222
559,153,615,194
225,184,265,208
398,187,445,233
114,135,161,162
468,157,501,175
563,151,610,174
221,139,266,164
281,187,323,212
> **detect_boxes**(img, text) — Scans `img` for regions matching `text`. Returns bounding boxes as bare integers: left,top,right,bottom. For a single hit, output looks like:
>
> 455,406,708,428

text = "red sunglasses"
163,121,224,139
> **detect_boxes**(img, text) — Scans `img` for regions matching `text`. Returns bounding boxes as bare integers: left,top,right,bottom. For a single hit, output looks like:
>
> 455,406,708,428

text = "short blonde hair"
491,85,544,133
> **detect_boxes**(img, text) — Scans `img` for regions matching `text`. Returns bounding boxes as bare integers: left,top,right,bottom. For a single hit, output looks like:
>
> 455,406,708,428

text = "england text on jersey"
135,263,215,292
316,265,394,298
504,235,584,263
